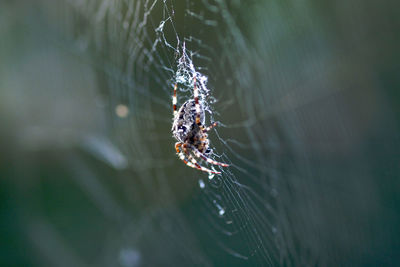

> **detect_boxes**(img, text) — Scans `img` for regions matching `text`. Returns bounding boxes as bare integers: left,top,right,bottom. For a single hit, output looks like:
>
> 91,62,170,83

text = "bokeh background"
1,0,399,266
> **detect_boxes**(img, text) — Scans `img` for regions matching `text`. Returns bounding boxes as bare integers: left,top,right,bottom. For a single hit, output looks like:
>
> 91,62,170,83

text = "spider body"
172,100,205,143
172,77,228,174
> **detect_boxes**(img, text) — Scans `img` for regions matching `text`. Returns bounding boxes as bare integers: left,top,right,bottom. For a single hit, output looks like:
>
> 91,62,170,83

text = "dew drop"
198,179,205,189
219,208,225,216
213,200,225,216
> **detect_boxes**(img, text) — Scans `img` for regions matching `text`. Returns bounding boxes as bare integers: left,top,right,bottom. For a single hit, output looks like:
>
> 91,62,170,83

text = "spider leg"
193,76,202,127
175,142,182,153
172,83,178,116
176,142,221,174
187,144,229,167
184,150,221,175
203,122,218,133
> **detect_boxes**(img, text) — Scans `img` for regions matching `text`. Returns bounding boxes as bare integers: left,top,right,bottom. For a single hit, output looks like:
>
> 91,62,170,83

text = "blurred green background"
0,0,399,266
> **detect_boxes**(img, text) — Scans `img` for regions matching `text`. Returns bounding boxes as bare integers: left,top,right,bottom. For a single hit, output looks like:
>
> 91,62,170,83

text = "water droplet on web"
213,200,225,216
219,208,225,216
198,179,205,189
272,226,277,234
208,172,215,180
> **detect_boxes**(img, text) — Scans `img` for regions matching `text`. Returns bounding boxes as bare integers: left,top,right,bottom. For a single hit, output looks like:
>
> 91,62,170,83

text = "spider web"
22,0,398,266
64,1,283,264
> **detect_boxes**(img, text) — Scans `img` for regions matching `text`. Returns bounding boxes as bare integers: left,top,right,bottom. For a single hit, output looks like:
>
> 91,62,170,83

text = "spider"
171,76,229,174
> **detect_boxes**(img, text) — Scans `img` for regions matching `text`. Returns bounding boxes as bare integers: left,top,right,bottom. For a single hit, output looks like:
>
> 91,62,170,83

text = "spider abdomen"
171,99,205,142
